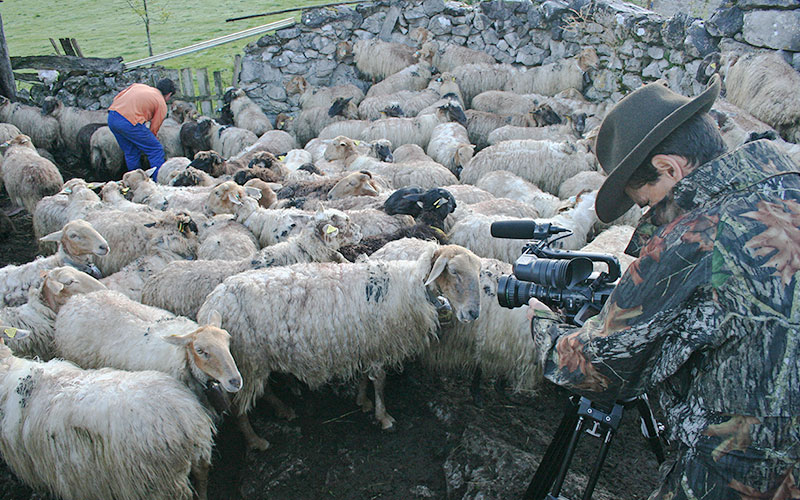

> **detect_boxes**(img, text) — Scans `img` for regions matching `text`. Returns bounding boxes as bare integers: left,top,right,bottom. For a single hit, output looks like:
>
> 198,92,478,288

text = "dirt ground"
0,189,668,500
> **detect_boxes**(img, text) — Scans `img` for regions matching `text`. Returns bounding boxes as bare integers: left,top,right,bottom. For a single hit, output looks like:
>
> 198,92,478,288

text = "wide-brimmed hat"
594,74,721,223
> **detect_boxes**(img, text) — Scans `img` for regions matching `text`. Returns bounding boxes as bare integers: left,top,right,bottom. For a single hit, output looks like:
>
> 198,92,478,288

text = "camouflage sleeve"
533,210,722,406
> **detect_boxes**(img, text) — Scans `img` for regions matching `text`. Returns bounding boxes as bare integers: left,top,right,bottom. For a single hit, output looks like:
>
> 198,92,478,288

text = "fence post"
197,68,213,116
213,70,224,98
179,68,196,108
232,54,241,87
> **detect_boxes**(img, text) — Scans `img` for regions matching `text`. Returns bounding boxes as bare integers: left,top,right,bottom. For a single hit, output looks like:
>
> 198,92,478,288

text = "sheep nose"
468,309,479,321
228,377,242,392
96,244,109,255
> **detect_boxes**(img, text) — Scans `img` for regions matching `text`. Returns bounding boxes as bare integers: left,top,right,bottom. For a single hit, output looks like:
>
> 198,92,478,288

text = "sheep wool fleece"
531,139,800,499
108,83,167,177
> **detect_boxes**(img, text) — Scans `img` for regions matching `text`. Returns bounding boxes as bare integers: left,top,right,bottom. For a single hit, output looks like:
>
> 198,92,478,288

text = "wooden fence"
156,57,242,116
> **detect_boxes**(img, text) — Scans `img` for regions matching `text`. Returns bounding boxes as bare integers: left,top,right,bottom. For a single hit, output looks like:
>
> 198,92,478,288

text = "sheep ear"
1,326,30,342
44,277,65,295
424,253,449,287
40,230,63,242
162,332,194,346
227,190,243,205
207,309,222,328
244,186,262,200
145,167,157,178
322,224,339,239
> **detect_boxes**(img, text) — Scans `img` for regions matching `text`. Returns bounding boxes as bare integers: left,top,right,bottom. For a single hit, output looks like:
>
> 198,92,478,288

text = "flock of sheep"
1,24,800,500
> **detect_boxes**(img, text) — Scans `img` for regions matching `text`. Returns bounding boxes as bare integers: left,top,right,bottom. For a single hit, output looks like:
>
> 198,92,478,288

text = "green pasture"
1,0,335,86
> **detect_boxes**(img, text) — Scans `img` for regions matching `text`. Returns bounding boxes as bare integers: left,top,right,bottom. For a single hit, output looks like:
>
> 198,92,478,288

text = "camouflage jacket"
532,140,800,494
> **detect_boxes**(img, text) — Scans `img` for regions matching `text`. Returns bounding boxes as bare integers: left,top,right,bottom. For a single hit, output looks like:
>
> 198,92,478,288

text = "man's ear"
651,154,689,182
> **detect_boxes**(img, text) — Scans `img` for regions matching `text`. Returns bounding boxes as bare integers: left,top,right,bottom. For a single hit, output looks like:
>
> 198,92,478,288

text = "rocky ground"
0,190,668,500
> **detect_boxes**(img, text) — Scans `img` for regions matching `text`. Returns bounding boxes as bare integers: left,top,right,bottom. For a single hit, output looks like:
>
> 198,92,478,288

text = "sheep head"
327,171,379,200
324,136,358,162
0,325,31,359
170,100,197,123
40,219,109,260
163,310,243,393
313,208,362,248
2,134,36,151
244,178,276,208
423,245,482,323
41,96,62,117
335,41,353,62
189,150,224,175
285,76,308,96
40,266,107,313
275,113,293,131
121,169,152,190
205,181,249,215
328,97,358,119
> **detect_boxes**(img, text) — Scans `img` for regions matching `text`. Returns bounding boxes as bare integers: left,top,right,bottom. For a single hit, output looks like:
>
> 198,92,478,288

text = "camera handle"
523,393,665,500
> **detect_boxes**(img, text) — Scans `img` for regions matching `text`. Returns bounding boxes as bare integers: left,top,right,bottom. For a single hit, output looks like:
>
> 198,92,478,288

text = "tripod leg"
635,395,666,463
523,397,580,500
582,428,615,500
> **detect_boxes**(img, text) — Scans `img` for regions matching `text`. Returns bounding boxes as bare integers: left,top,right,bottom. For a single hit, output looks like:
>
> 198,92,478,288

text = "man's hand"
526,297,552,321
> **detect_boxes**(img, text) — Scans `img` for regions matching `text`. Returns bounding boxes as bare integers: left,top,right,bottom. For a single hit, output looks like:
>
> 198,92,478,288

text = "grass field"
1,0,336,86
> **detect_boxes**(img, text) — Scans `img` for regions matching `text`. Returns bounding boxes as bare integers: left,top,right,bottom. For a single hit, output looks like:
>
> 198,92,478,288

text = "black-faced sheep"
222,87,273,137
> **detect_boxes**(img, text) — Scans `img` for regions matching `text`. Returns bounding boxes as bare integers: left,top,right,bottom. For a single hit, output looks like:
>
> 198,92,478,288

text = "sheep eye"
196,347,208,358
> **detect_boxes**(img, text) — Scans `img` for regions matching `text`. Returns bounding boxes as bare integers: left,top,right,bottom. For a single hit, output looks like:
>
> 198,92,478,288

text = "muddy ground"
0,188,668,500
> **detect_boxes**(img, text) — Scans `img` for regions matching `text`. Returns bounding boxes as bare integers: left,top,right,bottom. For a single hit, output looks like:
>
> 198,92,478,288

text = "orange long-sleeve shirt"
109,83,168,136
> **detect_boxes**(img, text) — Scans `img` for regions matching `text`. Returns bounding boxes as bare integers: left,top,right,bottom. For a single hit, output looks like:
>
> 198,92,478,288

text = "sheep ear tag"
354,140,361,146
277,155,286,161
323,224,339,238
434,197,447,208
1,327,29,342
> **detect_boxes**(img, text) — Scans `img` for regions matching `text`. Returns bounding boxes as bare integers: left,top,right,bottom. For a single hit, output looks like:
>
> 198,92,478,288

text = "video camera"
490,220,621,326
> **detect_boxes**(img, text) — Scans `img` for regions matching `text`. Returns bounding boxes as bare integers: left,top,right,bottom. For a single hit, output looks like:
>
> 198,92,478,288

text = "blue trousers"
107,110,165,180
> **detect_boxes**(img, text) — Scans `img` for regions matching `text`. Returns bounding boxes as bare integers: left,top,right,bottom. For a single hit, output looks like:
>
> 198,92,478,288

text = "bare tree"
124,0,170,57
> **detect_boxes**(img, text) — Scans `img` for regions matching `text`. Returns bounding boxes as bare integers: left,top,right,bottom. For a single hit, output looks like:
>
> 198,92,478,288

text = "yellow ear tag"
4,327,17,338
87,183,97,189
277,155,286,161
325,225,338,234
121,187,130,194
178,222,185,232
434,197,446,208
354,140,361,146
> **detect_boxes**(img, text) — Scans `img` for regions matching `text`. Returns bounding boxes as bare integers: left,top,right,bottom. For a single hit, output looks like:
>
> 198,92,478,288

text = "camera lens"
518,257,593,288
497,275,535,309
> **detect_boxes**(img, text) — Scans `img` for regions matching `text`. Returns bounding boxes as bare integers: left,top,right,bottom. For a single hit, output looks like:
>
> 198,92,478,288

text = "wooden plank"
10,55,124,73
59,38,76,57
70,38,84,58
164,68,180,91
180,68,195,103
379,6,401,42
49,38,62,55
213,70,224,98
196,68,213,116
232,54,242,87
124,19,293,69
11,72,40,82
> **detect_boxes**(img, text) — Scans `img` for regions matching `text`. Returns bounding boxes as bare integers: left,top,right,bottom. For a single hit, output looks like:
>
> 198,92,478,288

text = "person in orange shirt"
107,78,175,180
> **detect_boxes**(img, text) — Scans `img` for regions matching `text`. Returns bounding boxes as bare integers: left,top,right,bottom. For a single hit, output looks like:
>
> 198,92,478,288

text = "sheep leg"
236,412,271,451
356,374,373,413
191,459,210,500
264,380,297,420
470,365,484,408
368,366,395,430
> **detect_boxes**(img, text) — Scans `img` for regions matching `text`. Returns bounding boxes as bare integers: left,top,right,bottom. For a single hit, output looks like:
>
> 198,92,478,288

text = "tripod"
523,393,665,500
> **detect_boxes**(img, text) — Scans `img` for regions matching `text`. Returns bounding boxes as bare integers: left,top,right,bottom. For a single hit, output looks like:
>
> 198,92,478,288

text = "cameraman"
528,74,800,499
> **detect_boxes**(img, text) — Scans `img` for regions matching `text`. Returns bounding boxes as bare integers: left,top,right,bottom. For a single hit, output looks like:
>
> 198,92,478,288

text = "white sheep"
155,156,191,185
0,97,61,151
54,290,242,401
224,87,273,137
32,178,101,251
227,129,298,164
474,170,561,218
422,40,496,73
580,224,636,275
98,253,177,302
354,38,419,81
206,120,258,158
464,109,553,151
364,62,434,98
370,242,541,394
1,135,63,214
296,80,365,110
358,103,464,150
122,168,214,212
503,48,597,96
289,97,360,147
557,170,606,200
0,331,215,500
426,122,474,178
195,244,482,449
723,51,800,143
357,89,439,121
448,191,599,262
142,208,361,319
0,219,108,307
450,62,518,107
461,138,597,195
41,96,107,152
441,183,496,205
487,123,577,145
196,214,259,260
89,126,125,179
0,266,107,360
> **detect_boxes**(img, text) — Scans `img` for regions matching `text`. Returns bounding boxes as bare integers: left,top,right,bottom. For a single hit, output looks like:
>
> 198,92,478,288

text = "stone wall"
29,0,800,115
235,0,799,118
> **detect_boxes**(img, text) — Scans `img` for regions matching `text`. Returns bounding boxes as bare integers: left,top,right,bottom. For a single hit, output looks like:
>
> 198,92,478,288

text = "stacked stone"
34,0,799,116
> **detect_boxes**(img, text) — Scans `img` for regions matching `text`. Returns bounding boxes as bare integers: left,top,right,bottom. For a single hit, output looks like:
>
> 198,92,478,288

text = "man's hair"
626,113,727,189
156,78,176,97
